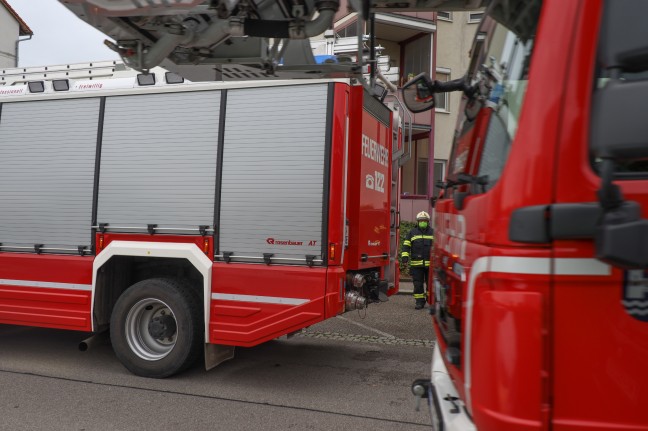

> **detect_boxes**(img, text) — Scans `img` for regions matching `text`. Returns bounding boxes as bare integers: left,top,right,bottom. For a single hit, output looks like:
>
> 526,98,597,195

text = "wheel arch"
92,241,212,341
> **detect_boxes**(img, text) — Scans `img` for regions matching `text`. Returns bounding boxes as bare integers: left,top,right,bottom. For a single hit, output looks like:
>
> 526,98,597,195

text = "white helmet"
416,211,430,221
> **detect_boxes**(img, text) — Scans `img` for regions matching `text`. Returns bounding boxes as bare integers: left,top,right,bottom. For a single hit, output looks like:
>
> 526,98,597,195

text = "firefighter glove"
402,256,409,264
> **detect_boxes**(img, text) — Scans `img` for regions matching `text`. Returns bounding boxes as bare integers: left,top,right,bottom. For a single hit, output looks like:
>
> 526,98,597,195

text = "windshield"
448,0,543,191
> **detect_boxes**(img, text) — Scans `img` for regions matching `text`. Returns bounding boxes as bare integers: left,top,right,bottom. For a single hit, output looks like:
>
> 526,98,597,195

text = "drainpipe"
428,28,437,217
15,35,32,67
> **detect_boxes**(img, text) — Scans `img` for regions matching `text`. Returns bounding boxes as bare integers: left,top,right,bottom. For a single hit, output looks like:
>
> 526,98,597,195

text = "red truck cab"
406,0,648,430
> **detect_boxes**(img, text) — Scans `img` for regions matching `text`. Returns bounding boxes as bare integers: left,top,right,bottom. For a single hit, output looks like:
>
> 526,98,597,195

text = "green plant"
397,221,417,279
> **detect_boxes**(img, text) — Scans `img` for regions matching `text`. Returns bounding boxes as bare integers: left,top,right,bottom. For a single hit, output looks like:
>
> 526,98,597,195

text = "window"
417,158,428,195
435,70,450,111
416,159,446,197
433,160,446,198
468,12,484,23
448,0,543,191
437,11,453,21
403,35,432,84
335,23,358,39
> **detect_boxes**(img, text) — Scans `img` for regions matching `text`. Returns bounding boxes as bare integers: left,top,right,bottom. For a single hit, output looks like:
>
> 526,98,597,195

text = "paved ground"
399,280,414,295
0,288,434,431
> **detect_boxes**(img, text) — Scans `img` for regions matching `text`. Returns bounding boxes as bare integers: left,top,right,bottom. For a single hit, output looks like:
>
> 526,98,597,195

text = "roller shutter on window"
218,84,329,264
97,91,221,233
0,98,99,252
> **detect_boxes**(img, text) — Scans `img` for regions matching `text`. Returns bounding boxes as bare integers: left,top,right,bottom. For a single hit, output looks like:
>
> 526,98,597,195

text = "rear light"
329,243,336,260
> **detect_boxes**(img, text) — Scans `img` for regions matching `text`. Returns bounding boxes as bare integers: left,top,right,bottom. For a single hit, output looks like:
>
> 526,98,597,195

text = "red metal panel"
0,253,93,330
325,266,345,318
472,289,544,431
345,86,392,270
209,263,326,346
552,0,648,429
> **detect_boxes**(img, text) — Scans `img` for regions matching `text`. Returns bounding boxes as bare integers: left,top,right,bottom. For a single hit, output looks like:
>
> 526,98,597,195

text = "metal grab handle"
214,254,323,263
92,225,214,233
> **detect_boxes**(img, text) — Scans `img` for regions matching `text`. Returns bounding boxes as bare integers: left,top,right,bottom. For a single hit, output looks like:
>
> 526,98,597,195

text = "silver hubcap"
125,298,177,361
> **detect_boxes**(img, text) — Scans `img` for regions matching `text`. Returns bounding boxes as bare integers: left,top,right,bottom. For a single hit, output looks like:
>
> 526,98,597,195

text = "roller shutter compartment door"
219,84,329,264
0,98,99,252
97,91,220,233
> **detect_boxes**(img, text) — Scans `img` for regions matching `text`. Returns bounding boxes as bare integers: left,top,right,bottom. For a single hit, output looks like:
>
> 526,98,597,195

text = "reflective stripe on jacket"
401,226,434,267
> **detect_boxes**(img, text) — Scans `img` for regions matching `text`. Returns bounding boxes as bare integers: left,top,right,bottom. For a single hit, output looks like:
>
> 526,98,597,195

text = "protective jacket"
402,225,434,267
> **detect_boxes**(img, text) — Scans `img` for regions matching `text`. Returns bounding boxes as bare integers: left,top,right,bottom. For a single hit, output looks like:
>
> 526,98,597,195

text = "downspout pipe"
15,35,33,67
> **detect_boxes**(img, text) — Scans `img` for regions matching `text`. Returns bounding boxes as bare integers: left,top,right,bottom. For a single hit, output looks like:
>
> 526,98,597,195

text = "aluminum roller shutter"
98,91,220,233
219,84,329,264
0,98,99,252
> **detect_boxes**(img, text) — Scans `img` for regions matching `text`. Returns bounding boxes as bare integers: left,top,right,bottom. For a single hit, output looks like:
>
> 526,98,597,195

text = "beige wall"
433,12,480,162
0,5,20,68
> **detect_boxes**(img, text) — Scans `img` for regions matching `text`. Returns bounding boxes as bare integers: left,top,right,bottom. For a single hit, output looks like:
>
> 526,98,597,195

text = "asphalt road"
0,294,435,431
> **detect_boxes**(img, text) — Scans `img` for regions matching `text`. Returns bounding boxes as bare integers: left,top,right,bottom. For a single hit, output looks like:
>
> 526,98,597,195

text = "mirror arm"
596,159,624,210
430,75,477,98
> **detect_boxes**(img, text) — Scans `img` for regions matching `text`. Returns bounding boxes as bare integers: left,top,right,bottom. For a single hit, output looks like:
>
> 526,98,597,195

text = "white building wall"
0,5,19,68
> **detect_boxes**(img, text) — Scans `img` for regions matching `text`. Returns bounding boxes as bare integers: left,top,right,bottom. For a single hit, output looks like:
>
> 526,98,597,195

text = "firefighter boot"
415,299,426,310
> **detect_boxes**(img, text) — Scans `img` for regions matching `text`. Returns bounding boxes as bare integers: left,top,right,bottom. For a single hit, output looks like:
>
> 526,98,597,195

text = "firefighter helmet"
416,211,430,221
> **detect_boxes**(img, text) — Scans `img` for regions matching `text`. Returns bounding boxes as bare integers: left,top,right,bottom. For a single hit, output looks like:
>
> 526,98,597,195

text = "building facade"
316,3,481,221
0,0,32,68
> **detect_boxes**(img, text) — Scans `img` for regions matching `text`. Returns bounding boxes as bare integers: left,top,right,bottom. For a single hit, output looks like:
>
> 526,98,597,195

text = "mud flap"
204,343,235,371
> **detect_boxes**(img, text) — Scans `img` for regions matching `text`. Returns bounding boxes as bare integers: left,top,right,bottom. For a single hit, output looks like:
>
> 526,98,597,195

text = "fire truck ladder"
0,61,166,87
384,96,411,290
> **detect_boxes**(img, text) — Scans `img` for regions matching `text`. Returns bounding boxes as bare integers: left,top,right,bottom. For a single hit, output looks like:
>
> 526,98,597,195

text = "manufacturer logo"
368,240,381,246
0,88,25,95
623,269,648,322
266,237,304,246
76,83,103,90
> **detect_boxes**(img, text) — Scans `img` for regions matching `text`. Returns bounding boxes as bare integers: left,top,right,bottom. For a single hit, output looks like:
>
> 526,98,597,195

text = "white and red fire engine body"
0,73,401,376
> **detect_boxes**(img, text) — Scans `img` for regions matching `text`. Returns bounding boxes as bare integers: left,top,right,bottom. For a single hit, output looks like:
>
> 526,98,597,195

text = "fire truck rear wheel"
110,277,203,378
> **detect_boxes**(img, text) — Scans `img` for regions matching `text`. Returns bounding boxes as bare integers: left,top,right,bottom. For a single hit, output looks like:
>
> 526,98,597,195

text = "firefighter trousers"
410,266,429,303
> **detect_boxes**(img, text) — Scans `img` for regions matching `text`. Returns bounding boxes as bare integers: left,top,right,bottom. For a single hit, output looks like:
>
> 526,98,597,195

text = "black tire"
110,278,203,378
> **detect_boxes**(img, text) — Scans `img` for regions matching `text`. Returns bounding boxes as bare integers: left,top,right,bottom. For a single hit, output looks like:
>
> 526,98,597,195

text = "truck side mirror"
401,73,436,113
591,80,648,160
591,79,648,269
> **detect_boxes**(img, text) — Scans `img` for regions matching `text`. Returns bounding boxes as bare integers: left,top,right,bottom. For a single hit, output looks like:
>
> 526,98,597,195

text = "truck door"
552,1,648,429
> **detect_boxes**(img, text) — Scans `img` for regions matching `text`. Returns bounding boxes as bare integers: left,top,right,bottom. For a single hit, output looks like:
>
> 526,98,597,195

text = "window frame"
417,157,428,195
468,12,484,24
433,160,446,198
437,11,453,22
435,68,451,113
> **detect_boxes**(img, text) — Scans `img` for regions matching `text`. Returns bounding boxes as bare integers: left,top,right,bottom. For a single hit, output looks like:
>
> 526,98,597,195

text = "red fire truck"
0,70,405,377
402,0,648,430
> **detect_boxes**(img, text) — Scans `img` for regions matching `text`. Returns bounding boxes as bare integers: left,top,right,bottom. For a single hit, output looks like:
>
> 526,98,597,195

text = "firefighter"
401,211,434,309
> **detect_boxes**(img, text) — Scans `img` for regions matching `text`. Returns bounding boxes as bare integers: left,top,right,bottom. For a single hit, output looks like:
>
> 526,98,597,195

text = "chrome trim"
0,278,92,291
211,293,308,305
